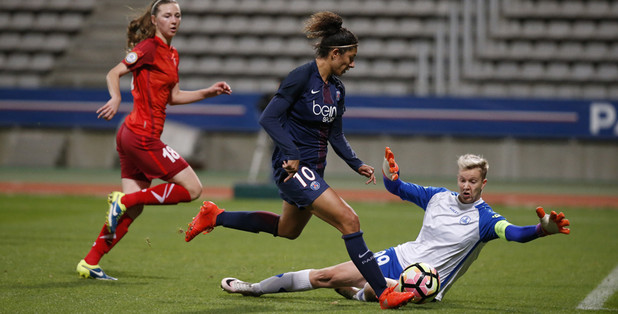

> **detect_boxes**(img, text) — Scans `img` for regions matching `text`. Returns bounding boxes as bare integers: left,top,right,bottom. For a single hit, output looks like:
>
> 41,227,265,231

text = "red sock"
84,215,134,265
121,183,191,208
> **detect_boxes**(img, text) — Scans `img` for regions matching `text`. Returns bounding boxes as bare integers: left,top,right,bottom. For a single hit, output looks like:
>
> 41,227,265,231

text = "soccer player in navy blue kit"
185,11,415,309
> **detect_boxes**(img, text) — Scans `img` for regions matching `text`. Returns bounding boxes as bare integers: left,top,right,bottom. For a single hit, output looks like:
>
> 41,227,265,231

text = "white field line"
577,264,618,310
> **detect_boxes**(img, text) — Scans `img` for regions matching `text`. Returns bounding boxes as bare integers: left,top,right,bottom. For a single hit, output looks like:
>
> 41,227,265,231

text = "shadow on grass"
178,293,386,313
3,269,171,290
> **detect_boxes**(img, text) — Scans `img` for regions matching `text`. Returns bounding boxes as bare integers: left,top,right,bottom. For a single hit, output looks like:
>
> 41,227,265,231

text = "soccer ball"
398,262,440,304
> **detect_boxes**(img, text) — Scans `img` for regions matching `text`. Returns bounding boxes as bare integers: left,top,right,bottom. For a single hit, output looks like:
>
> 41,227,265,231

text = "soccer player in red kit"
76,0,231,280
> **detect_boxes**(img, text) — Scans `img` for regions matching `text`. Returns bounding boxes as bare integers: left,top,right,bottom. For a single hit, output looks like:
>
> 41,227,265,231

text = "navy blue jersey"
259,61,363,177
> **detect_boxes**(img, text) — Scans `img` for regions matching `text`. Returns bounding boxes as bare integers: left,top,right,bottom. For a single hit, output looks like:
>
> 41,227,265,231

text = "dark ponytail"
303,11,358,58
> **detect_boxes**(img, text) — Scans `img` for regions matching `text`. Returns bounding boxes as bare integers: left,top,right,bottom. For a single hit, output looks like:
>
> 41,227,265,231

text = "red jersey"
122,36,179,138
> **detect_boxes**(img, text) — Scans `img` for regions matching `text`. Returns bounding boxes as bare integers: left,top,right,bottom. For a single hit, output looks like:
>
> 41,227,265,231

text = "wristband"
535,223,546,237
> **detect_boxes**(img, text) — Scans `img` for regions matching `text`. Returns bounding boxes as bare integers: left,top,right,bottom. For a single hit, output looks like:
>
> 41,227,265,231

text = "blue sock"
342,231,387,297
216,211,280,235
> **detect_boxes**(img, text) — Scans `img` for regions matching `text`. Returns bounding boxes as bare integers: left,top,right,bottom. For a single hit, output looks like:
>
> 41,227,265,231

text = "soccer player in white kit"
220,147,571,303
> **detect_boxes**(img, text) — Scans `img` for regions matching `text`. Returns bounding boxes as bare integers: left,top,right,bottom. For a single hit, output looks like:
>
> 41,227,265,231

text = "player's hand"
282,159,299,183
96,98,121,120
536,207,570,235
207,81,232,96
358,164,376,185
382,147,399,181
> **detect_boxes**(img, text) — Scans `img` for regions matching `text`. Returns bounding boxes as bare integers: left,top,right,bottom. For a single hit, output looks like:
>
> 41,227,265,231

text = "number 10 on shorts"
293,166,316,187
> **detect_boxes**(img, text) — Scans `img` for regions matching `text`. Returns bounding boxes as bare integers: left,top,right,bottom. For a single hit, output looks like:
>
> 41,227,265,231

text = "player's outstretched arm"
499,207,570,243
382,147,400,181
169,81,232,105
536,207,570,236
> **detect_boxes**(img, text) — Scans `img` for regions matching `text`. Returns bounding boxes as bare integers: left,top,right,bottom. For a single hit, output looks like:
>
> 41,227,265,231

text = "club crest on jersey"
310,181,320,191
124,52,138,64
459,215,472,225
336,90,341,101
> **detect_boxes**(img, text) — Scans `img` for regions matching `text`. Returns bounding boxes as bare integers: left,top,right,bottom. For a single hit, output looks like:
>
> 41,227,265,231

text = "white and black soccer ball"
398,262,440,304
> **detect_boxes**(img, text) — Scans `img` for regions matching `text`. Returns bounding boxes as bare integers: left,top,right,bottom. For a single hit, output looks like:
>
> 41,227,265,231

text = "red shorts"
116,123,189,182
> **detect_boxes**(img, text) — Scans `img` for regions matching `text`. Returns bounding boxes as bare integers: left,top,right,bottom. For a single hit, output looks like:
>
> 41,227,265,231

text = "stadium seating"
0,0,96,87
0,0,616,99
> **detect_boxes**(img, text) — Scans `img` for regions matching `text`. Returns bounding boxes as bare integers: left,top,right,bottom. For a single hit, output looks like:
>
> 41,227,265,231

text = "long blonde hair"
126,0,178,49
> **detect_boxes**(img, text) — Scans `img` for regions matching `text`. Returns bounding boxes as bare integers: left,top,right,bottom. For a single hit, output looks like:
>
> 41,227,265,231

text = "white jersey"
386,179,505,301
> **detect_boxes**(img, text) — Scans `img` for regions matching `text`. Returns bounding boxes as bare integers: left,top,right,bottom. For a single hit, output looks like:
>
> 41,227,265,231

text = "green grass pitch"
0,194,616,313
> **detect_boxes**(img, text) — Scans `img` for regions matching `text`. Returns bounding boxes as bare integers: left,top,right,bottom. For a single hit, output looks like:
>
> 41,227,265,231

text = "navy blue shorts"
375,247,404,280
274,164,330,209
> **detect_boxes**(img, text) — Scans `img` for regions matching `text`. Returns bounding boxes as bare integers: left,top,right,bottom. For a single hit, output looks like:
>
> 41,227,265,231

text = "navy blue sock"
342,231,387,297
215,211,280,236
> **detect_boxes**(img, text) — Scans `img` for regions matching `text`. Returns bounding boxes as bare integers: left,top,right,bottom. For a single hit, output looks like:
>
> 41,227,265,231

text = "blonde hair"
457,154,489,179
126,0,178,49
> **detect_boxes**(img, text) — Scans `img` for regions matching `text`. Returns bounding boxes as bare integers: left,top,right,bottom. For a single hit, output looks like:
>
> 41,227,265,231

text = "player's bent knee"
189,189,201,200
338,214,360,234
186,184,202,200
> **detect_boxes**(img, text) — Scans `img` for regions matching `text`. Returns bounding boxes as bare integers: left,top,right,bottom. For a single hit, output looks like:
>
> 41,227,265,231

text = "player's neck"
315,58,332,83
155,33,172,46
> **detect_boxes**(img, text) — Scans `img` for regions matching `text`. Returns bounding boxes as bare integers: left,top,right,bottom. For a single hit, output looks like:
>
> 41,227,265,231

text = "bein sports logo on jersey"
312,100,337,123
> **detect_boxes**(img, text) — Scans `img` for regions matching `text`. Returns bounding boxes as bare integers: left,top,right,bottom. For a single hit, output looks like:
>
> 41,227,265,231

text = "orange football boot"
185,201,224,242
378,285,415,309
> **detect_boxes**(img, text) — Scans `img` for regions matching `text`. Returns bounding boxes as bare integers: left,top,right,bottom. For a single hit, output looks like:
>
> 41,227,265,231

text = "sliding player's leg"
222,260,364,296
337,278,399,302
